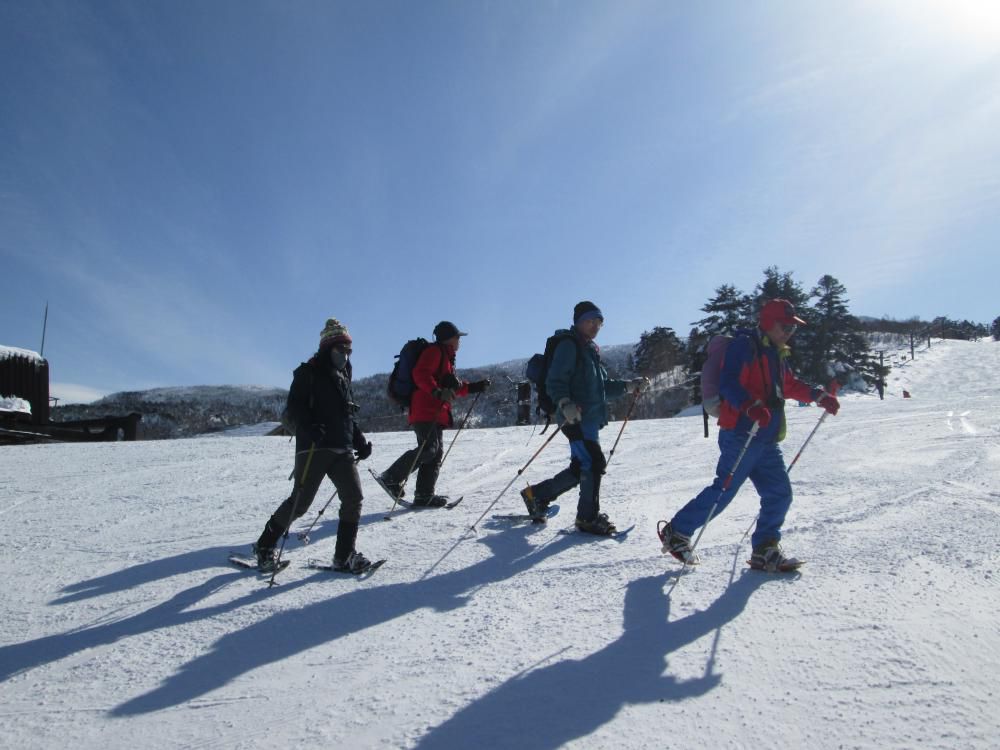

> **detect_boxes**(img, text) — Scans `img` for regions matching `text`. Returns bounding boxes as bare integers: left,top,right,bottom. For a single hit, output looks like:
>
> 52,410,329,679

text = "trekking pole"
606,383,644,467
738,408,831,541
296,488,338,543
269,442,315,587
468,424,563,533
739,382,839,541
664,422,759,595
440,392,481,469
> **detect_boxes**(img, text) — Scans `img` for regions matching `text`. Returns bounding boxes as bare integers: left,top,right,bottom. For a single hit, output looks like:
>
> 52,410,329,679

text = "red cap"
759,299,806,330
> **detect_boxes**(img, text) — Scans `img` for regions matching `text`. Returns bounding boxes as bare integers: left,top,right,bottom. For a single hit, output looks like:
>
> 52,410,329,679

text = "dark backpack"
280,363,316,435
525,331,581,427
387,338,433,409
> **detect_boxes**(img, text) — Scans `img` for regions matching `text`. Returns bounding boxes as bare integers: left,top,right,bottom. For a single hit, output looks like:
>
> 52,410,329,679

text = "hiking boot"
413,494,448,508
575,512,616,536
252,543,280,573
333,550,373,574
658,521,700,565
750,540,801,572
521,486,548,520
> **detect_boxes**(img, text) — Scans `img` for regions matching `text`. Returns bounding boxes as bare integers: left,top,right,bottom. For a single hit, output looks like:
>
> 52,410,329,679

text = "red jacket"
408,342,469,425
717,329,816,441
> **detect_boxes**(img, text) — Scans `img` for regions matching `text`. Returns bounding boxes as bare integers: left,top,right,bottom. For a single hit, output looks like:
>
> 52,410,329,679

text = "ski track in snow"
1,340,999,749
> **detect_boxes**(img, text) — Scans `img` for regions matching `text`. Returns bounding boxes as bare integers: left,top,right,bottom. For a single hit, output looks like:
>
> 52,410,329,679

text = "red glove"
817,392,840,416
743,401,772,428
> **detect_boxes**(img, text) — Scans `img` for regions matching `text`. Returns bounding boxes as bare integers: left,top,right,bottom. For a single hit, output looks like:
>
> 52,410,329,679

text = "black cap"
433,321,468,342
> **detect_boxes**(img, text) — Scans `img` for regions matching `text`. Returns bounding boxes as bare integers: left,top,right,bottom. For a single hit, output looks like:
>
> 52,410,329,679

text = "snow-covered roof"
0,345,45,365
0,396,32,415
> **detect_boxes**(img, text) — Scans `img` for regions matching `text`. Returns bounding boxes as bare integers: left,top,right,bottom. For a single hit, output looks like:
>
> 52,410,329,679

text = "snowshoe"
332,550,376,574
574,512,617,536
748,541,803,572
252,543,283,573
657,520,700,565
371,470,405,501
412,494,449,508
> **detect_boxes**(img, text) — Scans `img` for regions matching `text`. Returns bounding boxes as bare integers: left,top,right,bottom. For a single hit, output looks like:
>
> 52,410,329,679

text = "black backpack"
387,338,433,409
525,331,582,427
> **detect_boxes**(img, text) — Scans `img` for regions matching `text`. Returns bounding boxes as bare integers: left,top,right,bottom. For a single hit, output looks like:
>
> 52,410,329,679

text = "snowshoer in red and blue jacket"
661,299,840,571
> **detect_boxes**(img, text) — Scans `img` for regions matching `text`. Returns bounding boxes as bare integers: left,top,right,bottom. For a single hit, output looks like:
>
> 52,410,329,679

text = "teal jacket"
545,327,628,431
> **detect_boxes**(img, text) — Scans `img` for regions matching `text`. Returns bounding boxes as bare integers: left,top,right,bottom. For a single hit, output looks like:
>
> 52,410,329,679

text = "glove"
629,377,650,392
354,440,373,461
440,373,461,390
743,401,772,428
817,392,840,416
558,397,582,425
308,424,327,444
432,387,456,403
467,379,490,394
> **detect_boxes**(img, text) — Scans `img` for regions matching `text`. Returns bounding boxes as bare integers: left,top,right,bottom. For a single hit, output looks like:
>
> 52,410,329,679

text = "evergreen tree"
754,266,816,373
807,274,876,387
692,284,753,336
753,266,808,311
633,327,683,377
992,316,1000,341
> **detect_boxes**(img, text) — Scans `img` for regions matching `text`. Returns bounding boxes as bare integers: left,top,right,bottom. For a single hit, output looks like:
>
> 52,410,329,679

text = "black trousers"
382,421,444,498
257,448,363,551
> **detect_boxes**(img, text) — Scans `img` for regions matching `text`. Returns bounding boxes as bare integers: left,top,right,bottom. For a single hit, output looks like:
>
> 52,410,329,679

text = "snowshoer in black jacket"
252,318,376,573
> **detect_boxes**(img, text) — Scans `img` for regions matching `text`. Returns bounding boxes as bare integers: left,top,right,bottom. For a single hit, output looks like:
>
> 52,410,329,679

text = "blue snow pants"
671,428,793,548
529,422,606,522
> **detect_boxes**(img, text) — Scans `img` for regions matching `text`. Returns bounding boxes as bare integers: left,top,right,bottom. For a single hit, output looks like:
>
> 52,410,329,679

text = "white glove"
558,397,582,425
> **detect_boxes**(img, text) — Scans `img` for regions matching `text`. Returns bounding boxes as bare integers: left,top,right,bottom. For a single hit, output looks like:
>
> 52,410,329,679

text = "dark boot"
333,521,359,563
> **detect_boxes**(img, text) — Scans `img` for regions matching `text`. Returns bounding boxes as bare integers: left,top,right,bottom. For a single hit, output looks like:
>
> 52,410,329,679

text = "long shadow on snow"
0,571,315,683
110,526,573,716
413,571,773,750
50,509,387,605
1,515,385,681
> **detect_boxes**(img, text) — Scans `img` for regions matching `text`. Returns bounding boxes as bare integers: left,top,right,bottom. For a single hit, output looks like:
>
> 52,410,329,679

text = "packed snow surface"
1,339,998,749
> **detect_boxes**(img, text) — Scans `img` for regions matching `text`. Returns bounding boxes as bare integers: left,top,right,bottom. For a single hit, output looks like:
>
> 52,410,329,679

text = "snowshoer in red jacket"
377,321,490,507
661,299,840,571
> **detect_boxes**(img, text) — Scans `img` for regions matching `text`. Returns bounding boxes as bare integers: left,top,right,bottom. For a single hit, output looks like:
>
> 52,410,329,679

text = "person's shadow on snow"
0,510,384,682
109,526,576,716
49,509,380,605
412,570,772,750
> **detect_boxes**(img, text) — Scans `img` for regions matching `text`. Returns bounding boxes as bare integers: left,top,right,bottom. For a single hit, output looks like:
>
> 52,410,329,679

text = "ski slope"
2,339,998,749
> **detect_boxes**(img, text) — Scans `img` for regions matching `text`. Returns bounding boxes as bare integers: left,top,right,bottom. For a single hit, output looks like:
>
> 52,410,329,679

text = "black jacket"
287,356,366,452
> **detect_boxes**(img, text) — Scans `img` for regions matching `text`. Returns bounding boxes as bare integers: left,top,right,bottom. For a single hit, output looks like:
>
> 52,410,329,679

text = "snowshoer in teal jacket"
521,301,646,535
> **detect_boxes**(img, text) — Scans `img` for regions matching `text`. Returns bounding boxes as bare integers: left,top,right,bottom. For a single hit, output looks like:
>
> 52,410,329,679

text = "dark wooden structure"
1,348,141,444
0,352,49,425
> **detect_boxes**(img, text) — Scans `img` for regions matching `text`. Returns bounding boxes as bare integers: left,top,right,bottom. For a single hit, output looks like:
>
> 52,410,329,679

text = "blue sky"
3,1,999,403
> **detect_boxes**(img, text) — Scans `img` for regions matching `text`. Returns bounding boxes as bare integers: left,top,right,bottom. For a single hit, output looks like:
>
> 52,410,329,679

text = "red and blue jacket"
408,342,470,426
717,328,819,442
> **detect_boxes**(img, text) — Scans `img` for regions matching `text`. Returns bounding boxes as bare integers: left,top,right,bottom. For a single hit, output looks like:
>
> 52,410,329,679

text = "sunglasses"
334,344,353,355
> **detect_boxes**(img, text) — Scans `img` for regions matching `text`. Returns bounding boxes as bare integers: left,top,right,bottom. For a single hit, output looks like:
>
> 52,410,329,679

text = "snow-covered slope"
2,340,998,749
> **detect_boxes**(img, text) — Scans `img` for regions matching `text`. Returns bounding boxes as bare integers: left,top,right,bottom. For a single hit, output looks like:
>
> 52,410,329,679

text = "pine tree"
692,284,753,336
754,266,816,373
633,327,683,377
992,316,1000,341
807,274,876,388
754,266,808,311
